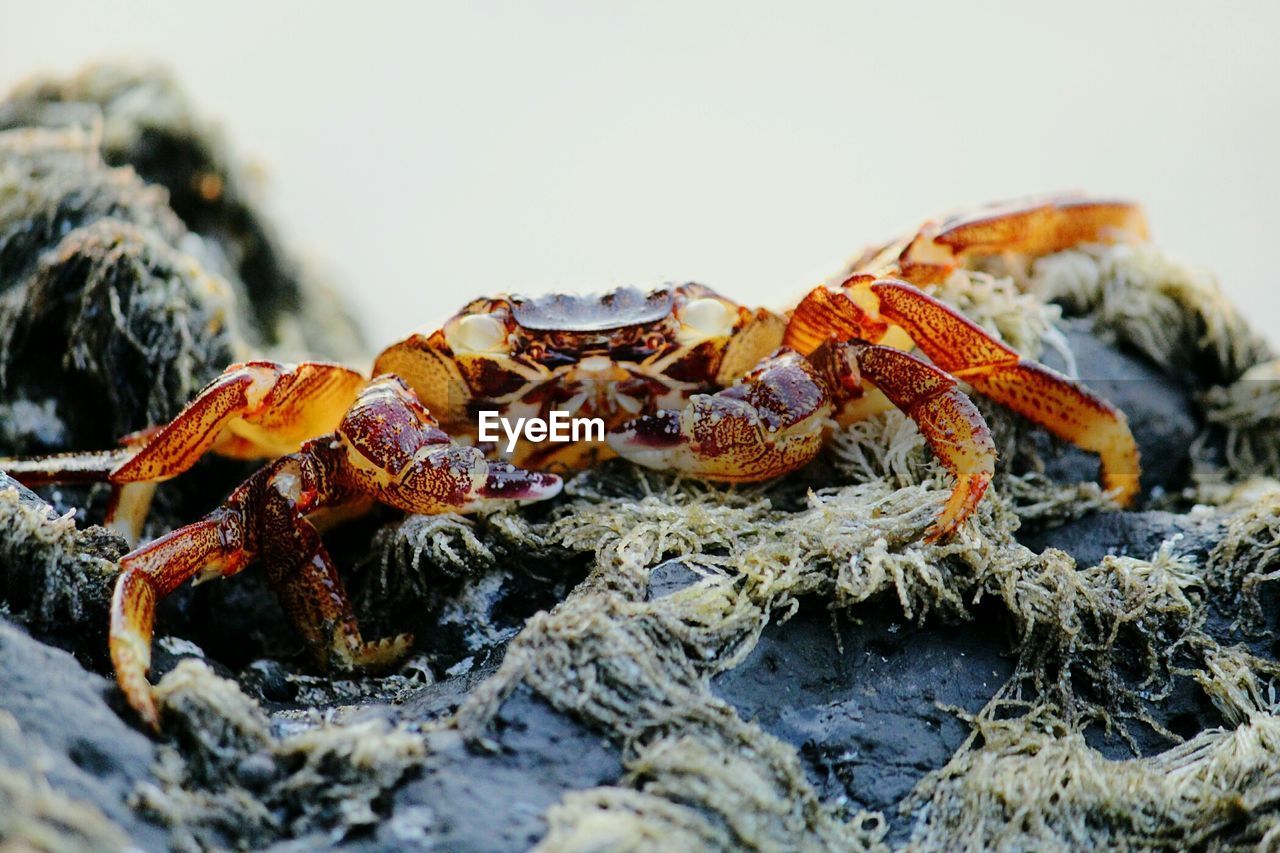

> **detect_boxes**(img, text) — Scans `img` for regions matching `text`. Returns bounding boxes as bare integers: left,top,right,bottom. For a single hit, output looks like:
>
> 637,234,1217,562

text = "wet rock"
1020,509,1224,568
0,125,241,453
376,686,623,851
0,63,365,359
0,616,166,847
646,559,702,600
0,472,123,656
712,595,1014,843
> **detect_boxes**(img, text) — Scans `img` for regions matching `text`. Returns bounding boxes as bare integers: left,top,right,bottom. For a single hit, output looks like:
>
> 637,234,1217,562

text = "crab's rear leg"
861,195,1149,284
868,279,1141,503
2,361,365,545
111,360,365,482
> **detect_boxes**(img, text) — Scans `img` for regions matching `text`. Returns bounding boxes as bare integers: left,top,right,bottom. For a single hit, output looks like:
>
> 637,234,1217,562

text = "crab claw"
608,349,832,482
477,461,563,503
337,376,562,514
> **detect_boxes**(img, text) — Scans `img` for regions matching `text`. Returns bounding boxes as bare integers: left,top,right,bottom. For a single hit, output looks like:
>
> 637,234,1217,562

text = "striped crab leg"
0,361,366,544
110,375,560,730
853,194,1149,285
787,277,1141,504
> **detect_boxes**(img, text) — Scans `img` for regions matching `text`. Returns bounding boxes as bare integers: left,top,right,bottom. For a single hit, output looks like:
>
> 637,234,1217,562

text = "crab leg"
110,376,561,729
111,505,253,730
867,279,1140,503
857,195,1149,284
110,455,412,731
111,360,365,482
2,361,365,543
610,339,997,539
846,344,996,541
335,375,563,513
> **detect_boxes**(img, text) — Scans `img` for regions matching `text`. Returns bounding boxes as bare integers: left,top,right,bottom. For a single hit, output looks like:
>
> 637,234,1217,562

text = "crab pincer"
609,340,997,541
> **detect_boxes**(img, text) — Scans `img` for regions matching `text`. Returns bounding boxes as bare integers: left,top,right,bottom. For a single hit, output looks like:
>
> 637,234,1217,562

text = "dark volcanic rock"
0,126,240,453
1020,509,1224,568
0,472,123,657
0,63,364,357
712,595,1013,842
645,559,702,600
0,616,165,846
375,686,623,850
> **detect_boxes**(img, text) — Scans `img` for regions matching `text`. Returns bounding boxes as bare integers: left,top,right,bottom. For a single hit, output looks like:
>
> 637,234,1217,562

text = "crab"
2,194,1145,730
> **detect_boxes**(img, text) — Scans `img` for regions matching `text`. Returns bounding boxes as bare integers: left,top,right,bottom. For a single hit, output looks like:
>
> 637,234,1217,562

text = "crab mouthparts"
479,462,563,502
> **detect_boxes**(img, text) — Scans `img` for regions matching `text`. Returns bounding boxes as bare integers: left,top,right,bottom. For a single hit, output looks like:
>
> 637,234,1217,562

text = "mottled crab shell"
371,284,786,470
508,287,675,331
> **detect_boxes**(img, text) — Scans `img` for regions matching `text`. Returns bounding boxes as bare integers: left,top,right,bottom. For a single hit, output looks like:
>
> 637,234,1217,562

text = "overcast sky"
3,1,1277,345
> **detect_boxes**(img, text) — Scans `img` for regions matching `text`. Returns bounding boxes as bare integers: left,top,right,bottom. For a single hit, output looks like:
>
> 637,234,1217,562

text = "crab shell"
371,283,786,470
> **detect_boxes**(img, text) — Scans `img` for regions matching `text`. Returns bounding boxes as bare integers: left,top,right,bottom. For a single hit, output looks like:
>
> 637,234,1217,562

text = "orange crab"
2,194,1144,729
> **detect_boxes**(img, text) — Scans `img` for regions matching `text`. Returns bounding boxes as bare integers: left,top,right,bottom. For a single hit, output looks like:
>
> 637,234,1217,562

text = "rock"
712,594,1014,843
0,616,166,847
374,686,623,850
0,125,241,453
645,559,702,600
1019,510,1224,568
0,63,365,360
0,472,123,656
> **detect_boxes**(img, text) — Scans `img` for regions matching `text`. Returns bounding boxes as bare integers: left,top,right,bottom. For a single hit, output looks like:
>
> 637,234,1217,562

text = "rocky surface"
712,595,1013,844
0,616,165,848
371,686,624,850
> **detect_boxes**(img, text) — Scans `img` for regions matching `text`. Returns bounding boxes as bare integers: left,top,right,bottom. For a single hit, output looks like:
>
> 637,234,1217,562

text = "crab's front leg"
110,375,560,729
832,343,996,541
793,278,1141,503
332,375,563,512
108,456,404,730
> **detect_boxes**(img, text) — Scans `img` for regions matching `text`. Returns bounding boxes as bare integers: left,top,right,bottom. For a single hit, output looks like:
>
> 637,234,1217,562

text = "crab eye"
680,297,734,337
452,314,507,353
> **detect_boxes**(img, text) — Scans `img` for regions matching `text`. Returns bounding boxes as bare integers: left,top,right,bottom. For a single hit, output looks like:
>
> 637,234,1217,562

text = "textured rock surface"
713,595,1013,843
0,617,166,847
374,687,624,850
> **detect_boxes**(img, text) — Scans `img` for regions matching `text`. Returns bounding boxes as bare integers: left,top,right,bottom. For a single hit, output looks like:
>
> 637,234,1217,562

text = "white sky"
3,1,1278,345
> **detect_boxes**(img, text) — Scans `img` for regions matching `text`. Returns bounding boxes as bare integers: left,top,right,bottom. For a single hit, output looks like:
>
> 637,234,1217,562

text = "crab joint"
478,410,605,453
